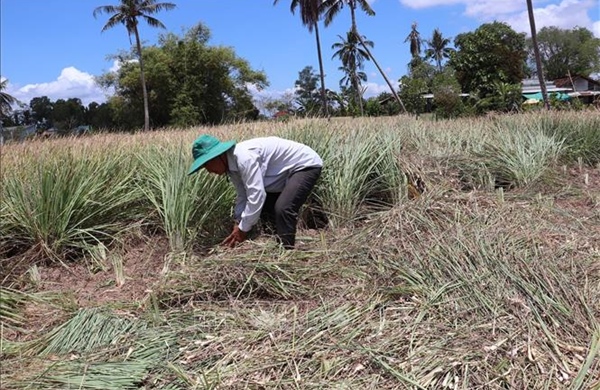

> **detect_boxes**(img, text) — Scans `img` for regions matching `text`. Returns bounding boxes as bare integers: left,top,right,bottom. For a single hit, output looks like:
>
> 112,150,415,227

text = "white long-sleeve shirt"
225,137,323,232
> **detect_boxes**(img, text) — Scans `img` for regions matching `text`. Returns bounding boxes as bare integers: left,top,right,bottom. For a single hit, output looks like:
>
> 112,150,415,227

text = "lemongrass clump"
472,126,564,188
136,143,235,252
0,146,142,260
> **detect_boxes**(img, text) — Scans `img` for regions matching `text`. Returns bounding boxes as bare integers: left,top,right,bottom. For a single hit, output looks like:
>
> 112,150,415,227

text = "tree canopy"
98,23,268,128
449,22,527,97
294,66,322,116
529,26,600,80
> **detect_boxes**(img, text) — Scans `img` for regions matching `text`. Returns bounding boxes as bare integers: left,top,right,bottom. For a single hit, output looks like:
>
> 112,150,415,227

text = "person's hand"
221,224,247,248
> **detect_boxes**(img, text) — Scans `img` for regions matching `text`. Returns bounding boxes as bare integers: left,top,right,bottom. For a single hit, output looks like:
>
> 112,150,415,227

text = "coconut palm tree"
1,79,19,145
424,28,454,72
332,31,372,114
93,0,176,131
322,0,406,113
274,0,329,116
338,66,367,92
405,22,422,59
526,0,549,110
0,79,17,117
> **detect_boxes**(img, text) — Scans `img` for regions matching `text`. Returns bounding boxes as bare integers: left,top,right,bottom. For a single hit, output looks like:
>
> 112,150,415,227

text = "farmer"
188,134,323,249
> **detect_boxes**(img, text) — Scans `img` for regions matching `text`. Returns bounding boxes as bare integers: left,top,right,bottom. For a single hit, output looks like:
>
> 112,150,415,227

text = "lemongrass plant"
136,143,235,252
311,131,379,226
0,146,142,260
473,125,564,188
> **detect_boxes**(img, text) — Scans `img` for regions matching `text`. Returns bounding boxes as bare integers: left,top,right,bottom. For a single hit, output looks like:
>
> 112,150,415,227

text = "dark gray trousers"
260,167,322,249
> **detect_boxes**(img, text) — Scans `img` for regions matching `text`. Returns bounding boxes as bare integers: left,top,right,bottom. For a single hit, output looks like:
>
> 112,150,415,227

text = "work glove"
221,224,247,248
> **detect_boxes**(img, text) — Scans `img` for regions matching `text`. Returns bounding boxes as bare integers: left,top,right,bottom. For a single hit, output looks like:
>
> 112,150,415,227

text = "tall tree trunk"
134,28,151,130
356,33,407,114
349,4,364,115
314,23,329,117
527,0,550,110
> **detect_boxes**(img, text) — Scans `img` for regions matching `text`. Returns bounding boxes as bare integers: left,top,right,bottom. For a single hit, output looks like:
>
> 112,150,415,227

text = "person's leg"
260,192,279,235
274,167,322,249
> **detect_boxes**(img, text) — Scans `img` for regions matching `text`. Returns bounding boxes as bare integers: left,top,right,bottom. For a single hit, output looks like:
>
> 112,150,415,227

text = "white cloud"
364,81,398,98
505,0,599,35
399,0,600,35
399,0,463,8
5,67,110,107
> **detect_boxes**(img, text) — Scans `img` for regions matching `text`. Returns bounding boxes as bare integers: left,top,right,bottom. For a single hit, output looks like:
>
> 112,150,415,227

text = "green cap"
188,134,236,175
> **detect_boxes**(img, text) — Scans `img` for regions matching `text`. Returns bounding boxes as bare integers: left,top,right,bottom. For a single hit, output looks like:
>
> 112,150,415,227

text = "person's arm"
221,158,265,248
229,173,246,223
237,158,266,233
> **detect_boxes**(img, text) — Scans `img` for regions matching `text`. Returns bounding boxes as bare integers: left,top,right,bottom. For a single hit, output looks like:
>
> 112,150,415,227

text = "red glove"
221,224,247,248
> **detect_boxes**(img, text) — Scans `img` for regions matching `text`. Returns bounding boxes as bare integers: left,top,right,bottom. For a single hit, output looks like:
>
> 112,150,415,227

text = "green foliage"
449,22,527,97
476,81,523,113
101,22,268,129
531,26,600,80
85,101,116,130
398,75,427,116
538,114,600,165
52,98,85,132
0,148,141,259
332,31,373,114
316,130,403,226
472,126,564,188
424,28,454,71
432,89,465,119
26,96,113,132
137,144,235,252
25,308,141,356
0,79,18,118
364,93,401,116
430,68,466,118
0,288,30,333
294,66,322,116
29,96,54,126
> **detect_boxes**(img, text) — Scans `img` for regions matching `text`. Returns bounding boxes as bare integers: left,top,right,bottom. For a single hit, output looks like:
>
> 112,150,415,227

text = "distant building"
522,78,570,95
553,74,600,105
522,75,600,105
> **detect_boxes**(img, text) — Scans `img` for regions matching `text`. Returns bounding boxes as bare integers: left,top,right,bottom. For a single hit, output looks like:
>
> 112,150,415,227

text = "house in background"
522,78,571,103
522,75,600,105
553,74,600,105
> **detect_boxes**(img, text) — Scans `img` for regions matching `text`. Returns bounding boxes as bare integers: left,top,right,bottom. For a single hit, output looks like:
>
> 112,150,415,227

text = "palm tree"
338,66,367,91
93,0,176,131
405,22,422,58
1,79,18,145
526,0,550,110
274,0,328,116
332,31,372,114
322,0,373,37
322,0,406,113
424,28,454,72
0,79,17,117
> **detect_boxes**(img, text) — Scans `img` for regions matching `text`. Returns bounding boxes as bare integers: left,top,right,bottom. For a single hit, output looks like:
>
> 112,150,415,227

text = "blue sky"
2,0,599,107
